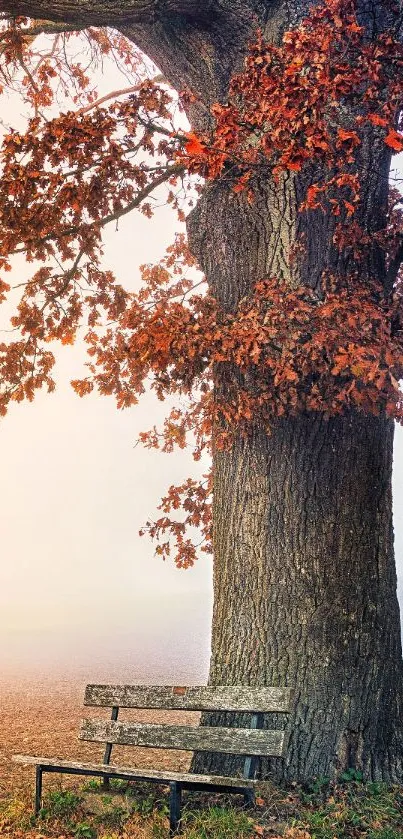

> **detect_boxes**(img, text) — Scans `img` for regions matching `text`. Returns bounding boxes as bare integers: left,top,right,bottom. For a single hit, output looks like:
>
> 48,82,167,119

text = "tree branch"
0,20,85,37
96,161,185,226
76,73,166,116
0,0,214,28
0,0,270,128
11,163,185,256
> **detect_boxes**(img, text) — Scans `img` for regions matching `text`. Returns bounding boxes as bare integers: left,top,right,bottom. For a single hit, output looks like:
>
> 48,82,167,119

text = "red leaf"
384,130,403,152
367,113,388,128
306,184,322,207
337,128,361,146
287,161,302,172
183,132,206,155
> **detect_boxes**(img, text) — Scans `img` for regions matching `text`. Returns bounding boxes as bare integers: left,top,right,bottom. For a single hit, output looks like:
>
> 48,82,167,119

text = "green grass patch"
40,789,83,819
0,776,402,838
290,780,403,839
181,805,254,838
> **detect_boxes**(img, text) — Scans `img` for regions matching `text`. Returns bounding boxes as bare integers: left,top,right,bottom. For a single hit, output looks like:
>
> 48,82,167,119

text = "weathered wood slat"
84,684,291,712
79,719,285,756
12,755,256,787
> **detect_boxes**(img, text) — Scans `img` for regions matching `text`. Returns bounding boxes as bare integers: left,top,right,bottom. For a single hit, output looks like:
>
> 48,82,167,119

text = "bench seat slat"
79,719,285,757
12,755,256,788
84,684,291,713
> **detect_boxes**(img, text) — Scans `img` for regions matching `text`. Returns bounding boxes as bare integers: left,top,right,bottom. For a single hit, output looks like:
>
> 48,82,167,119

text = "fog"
0,198,214,681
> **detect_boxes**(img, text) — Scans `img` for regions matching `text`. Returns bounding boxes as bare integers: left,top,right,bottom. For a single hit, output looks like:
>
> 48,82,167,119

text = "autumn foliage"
0,0,403,566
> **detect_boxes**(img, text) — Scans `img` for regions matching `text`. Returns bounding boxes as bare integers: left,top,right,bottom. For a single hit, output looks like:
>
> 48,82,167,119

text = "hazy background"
0,197,213,683
0,37,402,685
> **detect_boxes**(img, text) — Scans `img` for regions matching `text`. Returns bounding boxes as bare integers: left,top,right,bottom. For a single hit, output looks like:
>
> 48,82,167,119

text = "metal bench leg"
169,781,182,835
102,705,119,791
244,788,255,808
35,766,43,816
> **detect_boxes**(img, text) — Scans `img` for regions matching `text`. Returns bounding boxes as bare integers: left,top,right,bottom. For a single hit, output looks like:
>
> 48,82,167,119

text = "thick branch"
0,0,272,119
0,0,213,27
0,20,85,37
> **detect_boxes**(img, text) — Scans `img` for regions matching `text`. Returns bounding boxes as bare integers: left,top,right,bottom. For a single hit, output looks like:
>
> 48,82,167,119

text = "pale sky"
0,32,402,680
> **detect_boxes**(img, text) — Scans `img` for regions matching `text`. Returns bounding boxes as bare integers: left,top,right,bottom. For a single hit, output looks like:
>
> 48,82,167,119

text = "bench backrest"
79,684,291,773
83,684,291,713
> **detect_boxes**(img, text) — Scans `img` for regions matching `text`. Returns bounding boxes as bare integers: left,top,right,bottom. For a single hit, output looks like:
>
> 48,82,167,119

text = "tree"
0,0,403,782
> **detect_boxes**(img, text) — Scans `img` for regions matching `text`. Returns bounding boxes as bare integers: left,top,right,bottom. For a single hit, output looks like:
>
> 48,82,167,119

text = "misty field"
0,677,195,795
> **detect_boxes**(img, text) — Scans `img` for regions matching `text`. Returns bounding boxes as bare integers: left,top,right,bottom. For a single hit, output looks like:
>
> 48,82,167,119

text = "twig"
75,73,166,116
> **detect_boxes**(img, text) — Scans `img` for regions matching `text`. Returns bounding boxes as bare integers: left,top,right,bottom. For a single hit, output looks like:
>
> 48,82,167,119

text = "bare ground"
0,676,196,798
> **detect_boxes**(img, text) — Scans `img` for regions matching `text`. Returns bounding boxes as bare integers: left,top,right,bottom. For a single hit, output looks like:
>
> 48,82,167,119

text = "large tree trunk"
2,0,403,782
196,412,403,781
180,0,402,779
185,167,403,782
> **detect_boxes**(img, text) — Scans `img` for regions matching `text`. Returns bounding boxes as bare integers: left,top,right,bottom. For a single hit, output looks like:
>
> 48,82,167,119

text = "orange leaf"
367,112,388,128
348,21,362,33
183,132,206,155
384,130,403,152
306,184,322,207
338,128,361,145
61,331,76,345
287,161,302,172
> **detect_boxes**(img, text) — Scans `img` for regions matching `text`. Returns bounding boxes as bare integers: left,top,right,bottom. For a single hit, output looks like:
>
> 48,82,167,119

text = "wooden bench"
13,683,291,834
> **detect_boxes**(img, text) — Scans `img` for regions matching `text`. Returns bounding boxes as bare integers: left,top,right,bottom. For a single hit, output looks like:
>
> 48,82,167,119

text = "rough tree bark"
186,165,403,781
2,0,403,781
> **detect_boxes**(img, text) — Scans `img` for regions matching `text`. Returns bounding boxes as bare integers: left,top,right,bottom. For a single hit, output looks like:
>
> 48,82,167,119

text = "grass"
0,776,402,839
